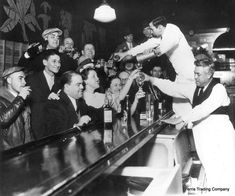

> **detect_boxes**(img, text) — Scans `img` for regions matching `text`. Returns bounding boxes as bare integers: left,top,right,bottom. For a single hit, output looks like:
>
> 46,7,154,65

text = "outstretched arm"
146,75,195,101
119,69,139,101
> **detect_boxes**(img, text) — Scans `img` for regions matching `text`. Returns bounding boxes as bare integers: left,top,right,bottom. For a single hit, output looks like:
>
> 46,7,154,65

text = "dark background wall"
0,0,235,59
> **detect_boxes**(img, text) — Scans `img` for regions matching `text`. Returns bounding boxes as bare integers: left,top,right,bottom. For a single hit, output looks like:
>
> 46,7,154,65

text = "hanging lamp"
93,0,116,23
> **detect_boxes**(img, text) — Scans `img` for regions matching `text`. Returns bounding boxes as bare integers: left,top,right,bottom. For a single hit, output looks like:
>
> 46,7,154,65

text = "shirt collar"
67,94,77,111
43,70,54,78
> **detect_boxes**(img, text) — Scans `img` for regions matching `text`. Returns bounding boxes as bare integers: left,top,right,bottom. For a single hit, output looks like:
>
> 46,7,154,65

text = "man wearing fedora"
0,66,32,150
18,27,77,75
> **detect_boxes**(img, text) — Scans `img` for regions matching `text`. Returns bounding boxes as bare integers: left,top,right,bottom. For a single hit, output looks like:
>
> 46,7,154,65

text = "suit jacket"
44,91,79,137
44,92,103,137
26,71,61,140
115,41,137,52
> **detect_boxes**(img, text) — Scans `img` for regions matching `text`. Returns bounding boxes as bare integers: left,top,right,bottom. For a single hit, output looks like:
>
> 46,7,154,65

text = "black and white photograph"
1,0,235,195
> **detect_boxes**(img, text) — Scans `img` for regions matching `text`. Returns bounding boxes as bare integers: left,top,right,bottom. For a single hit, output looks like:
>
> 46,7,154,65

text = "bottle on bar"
146,94,154,122
122,95,130,132
103,94,113,145
158,101,163,119
158,99,166,119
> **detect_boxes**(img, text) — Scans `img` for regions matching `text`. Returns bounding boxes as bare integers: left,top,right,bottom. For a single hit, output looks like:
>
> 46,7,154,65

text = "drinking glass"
135,63,143,70
136,72,145,92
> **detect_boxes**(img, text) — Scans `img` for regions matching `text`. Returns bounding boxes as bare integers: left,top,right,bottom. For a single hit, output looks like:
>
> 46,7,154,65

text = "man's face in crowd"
85,70,100,90
83,44,95,60
151,66,162,78
43,54,61,75
119,71,129,86
143,27,152,38
194,66,212,88
65,74,84,99
149,22,162,38
124,34,133,43
7,71,26,94
125,62,134,71
46,32,60,49
64,38,74,51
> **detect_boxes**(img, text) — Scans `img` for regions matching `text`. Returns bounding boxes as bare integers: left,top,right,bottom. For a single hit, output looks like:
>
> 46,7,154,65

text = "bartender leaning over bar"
145,52,235,192
114,16,195,119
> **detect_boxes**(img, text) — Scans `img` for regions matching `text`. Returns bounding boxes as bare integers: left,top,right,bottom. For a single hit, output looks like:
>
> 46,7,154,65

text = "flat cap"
2,66,24,78
42,28,62,40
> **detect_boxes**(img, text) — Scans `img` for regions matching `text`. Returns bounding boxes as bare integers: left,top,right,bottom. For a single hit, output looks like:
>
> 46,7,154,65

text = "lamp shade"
94,1,116,23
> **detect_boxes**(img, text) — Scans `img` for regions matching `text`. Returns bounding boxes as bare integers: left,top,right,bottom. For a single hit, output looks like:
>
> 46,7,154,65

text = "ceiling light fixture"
93,0,116,23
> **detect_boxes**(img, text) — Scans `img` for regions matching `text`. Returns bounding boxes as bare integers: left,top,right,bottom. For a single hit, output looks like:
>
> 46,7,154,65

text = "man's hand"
18,86,31,99
161,116,183,125
135,90,145,100
113,51,129,62
129,69,140,81
77,115,91,126
152,47,161,57
25,43,43,58
48,92,60,100
142,73,151,82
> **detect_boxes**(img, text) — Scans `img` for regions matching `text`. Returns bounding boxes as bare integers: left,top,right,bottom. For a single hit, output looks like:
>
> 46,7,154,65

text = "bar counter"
0,111,175,196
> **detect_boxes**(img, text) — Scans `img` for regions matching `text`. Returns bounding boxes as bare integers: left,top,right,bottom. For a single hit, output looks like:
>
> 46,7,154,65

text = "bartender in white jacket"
115,16,195,117
146,53,235,192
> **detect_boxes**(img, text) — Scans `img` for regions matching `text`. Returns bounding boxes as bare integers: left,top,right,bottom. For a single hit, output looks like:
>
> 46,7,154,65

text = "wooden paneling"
0,39,28,78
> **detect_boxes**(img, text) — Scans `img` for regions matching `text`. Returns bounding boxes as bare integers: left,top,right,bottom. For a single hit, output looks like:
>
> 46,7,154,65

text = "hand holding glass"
136,72,145,93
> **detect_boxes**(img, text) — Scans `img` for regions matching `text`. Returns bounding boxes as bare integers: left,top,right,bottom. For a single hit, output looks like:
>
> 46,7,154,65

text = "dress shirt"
67,94,77,111
127,42,133,49
127,24,195,81
151,77,230,124
43,70,54,90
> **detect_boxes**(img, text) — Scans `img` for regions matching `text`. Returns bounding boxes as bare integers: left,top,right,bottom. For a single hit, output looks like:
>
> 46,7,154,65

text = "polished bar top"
0,112,173,196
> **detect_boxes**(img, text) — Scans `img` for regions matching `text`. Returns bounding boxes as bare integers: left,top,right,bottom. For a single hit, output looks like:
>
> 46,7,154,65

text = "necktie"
198,87,204,98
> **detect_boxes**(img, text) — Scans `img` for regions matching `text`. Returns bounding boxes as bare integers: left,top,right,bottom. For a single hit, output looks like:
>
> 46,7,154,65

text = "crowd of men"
1,16,235,192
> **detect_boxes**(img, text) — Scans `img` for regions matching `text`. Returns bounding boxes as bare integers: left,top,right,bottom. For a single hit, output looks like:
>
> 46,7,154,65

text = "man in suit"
26,49,61,140
44,71,91,136
115,29,137,52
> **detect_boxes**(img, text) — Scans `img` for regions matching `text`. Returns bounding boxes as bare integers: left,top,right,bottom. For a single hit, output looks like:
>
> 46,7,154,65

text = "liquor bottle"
122,95,130,132
103,94,113,145
158,99,166,119
146,94,154,121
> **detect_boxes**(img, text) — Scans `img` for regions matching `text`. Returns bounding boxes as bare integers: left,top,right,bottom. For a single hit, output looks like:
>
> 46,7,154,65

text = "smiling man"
44,71,91,136
26,49,61,139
